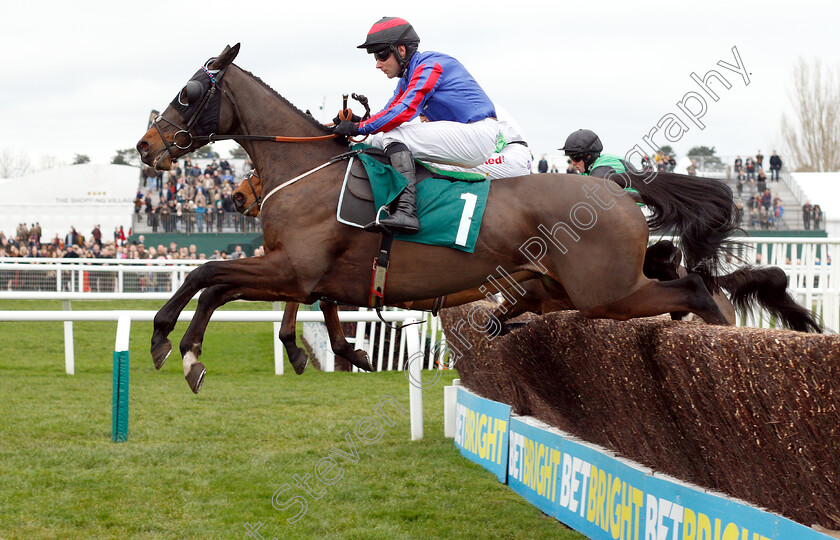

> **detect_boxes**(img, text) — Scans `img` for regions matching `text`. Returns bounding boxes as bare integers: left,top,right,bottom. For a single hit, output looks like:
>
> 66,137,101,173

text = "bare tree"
0,148,32,178
0,148,13,178
781,58,840,172
39,155,62,171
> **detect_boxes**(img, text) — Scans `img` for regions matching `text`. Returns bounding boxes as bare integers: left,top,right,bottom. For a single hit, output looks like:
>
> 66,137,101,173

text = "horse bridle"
153,61,227,163
241,171,262,216
153,59,340,166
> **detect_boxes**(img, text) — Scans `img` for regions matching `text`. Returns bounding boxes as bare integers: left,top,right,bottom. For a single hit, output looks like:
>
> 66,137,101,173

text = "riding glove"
333,121,360,137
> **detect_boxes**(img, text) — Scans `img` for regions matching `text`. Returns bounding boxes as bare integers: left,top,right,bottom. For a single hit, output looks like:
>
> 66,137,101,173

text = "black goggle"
570,153,585,163
373,48,392,62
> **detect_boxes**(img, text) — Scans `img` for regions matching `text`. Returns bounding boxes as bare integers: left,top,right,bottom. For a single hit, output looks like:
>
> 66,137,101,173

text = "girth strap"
369,234,394,308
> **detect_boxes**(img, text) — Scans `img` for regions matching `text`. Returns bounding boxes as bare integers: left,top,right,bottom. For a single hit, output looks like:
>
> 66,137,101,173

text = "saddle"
337,146,484,229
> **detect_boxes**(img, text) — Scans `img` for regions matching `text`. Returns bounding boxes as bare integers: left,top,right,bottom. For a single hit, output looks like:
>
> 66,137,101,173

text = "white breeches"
432,142,532,180
367,117,499,168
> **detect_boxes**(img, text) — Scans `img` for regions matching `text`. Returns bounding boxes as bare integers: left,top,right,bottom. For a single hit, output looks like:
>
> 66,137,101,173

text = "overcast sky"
2,0,839,170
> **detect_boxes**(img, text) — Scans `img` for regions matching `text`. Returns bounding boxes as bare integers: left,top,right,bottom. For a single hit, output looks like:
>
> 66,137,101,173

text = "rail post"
112,314,131,442
62,300,74,375
404,318,424,440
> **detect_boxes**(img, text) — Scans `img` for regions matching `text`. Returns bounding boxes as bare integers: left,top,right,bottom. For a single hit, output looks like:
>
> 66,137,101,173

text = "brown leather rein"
200,132,341,143
171,83,342,149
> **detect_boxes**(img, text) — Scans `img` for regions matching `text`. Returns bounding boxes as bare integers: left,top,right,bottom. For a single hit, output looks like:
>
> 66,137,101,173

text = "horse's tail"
625,170,738,290
719,265,823,333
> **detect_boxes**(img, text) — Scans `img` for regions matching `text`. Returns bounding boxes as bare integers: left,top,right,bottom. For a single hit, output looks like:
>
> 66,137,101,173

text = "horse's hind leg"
321,301,374,372
581,273,729,325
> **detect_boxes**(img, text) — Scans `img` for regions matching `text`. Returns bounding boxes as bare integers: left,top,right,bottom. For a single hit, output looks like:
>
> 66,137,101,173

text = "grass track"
0,300,583,539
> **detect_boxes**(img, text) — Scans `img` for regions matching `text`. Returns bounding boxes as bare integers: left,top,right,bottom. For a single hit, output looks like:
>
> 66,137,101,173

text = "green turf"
0,300,583,539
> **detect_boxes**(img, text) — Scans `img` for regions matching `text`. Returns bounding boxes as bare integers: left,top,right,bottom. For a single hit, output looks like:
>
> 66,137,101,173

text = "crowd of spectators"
727,150,822,230
0,224,263,261
0,226,264,291
137,156,260,233
801,201,824,230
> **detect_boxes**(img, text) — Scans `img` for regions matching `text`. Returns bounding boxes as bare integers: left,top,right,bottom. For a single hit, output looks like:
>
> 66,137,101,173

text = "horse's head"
137,44,240,171
232,171,263,217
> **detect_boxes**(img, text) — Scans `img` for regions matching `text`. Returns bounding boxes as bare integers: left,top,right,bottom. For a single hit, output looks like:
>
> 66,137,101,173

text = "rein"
201,132,340,144
154,66,340,163
259,150,362,211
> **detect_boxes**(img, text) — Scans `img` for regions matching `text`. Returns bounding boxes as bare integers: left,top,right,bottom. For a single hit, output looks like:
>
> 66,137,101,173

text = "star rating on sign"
87,192,107,196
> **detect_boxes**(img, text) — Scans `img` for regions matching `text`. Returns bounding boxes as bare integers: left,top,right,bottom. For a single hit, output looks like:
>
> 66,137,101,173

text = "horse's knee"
665,274,727,323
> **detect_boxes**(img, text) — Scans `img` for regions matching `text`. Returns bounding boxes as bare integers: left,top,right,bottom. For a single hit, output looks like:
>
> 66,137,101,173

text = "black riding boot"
365,144,420,234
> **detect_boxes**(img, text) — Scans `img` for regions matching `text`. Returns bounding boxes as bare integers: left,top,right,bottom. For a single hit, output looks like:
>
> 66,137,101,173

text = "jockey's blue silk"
358,51,496,135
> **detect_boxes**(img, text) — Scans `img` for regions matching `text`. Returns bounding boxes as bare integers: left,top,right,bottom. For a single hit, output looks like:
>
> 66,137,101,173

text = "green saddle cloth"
355,147,490,254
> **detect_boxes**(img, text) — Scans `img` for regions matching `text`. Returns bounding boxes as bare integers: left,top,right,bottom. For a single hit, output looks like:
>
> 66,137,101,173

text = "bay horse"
232,176,819,351
137,44,740,393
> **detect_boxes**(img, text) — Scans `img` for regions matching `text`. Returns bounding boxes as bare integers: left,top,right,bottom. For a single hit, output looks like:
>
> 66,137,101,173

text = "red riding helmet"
357,17,420,52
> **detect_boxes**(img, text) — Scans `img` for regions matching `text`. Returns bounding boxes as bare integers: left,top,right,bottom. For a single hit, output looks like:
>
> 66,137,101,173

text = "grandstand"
532,153,830,236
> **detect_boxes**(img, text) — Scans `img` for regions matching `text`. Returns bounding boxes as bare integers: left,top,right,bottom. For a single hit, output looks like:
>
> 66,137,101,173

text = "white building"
0,163,139,243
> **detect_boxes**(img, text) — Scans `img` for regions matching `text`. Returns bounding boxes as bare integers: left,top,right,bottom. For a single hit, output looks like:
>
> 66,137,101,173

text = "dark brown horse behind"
137,44,748,393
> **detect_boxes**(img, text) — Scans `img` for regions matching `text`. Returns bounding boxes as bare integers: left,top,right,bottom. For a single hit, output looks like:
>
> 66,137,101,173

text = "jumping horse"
232,175,821,349
138,44,743,394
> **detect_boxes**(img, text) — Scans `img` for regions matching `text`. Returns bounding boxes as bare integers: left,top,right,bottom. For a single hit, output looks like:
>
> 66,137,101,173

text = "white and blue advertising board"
451,386,832,540
643,475,831,540
552,430,648,539
453,387,510,482
507,416,565,517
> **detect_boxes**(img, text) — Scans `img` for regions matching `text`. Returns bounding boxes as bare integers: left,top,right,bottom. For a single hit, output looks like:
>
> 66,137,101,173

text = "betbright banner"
453,387,510,482
452,386,832,540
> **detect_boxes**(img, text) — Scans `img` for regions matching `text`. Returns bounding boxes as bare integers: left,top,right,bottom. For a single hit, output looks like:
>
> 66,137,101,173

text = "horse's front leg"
278,302,309,375
321,301,374,372
177,286,307,393
177,284,242,393
151,263,223,370
153,255,301,375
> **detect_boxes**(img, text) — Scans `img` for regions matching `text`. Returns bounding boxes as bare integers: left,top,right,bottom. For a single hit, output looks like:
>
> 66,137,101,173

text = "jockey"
333,16,500,234
559,129,641,199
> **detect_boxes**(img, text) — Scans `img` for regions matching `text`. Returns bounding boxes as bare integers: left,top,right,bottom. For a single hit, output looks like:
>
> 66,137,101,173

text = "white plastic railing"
0,308,427,440
0,258,201,295
726,238,840,332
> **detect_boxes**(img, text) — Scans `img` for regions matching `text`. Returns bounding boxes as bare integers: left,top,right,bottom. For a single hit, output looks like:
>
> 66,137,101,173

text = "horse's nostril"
233,193,244,206
137,140,149,154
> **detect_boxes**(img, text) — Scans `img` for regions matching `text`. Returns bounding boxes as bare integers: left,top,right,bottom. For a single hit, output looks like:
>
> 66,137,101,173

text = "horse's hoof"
186,362,206,394
151,340,172,370
289,350,308,375
349,349,375,372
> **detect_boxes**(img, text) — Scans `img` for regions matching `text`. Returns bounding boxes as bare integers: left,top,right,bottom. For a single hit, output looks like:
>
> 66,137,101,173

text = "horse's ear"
212,43,240,70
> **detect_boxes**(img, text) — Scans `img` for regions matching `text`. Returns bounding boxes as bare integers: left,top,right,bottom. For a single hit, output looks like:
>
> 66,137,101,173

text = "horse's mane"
234,64,333,134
